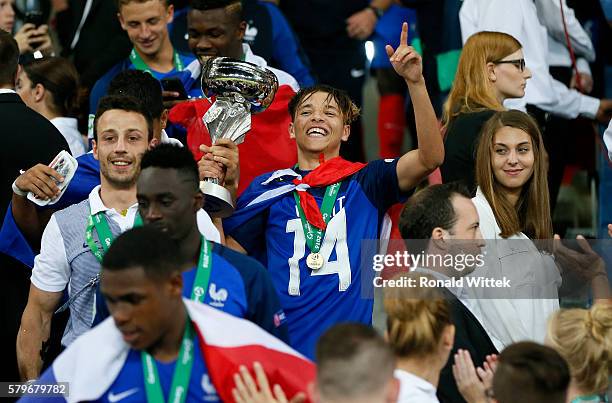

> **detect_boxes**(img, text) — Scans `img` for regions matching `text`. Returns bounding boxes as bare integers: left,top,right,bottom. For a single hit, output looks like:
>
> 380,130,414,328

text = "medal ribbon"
291,157,365,230
129,48,185,74
292,182,342,254
190,237,213,303
141,318,195,403
85,211,143,263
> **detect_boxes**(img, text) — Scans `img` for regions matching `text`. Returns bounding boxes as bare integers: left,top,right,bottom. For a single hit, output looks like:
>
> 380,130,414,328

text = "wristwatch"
367,5,384,18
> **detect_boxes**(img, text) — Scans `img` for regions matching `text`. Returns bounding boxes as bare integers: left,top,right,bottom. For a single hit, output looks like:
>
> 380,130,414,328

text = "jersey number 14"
285,209,351,296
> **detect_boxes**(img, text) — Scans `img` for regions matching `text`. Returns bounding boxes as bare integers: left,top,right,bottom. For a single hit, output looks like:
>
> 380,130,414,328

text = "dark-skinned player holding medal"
223,22,444,359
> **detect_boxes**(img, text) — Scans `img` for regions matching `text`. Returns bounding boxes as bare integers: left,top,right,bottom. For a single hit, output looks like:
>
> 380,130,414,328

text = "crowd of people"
0,0,611,402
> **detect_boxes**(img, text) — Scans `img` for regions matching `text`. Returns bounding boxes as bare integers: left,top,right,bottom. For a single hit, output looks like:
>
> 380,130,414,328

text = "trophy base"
200,181,235,218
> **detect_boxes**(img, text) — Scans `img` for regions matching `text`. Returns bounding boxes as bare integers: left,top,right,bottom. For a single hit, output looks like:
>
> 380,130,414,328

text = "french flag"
170,48,300,197
23,299,315,402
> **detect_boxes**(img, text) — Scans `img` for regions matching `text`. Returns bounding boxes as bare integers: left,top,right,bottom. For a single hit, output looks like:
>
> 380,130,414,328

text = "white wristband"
12,179,27,197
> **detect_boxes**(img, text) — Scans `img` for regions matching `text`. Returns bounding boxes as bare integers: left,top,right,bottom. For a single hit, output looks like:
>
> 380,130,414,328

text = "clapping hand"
232,362,306,403
452,349,496,403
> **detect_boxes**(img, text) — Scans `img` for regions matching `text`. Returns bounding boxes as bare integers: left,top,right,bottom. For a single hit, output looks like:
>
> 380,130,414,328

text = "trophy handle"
199,180,235,218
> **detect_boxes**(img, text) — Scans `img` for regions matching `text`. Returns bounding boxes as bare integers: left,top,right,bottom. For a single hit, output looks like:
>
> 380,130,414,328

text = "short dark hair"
316,323,396,400
108,70,164,119
22,57,80,116
190,0,243,22
140,143,199,190
399,182,472,241
288,84,360,125
102,226,181,281
116,0,167,11
93,95,154,141
0,30,19,86
493,342,570,403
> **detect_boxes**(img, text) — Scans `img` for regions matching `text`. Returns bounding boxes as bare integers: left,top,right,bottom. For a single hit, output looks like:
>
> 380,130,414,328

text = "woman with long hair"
441,31,531,194
384,273,455,403
471,110,560,350
16,57,86,156
546,304,612,403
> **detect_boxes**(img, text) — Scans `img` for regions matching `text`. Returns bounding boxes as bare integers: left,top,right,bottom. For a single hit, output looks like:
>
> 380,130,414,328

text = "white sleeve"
535,0,595,61
196,209,221,243
576,58,592,75
31,214,70,292
604,119,612,161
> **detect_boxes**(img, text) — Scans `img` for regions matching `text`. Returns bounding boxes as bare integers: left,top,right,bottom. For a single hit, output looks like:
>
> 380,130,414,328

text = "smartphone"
24,11,44,28
161,77,188,100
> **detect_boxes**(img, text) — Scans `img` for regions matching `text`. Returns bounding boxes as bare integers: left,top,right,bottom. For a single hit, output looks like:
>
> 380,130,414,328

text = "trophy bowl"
201,57,278,114
199,57,279,218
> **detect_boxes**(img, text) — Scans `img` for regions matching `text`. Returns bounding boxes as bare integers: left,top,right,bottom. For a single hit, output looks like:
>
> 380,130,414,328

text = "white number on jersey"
285,208,351,296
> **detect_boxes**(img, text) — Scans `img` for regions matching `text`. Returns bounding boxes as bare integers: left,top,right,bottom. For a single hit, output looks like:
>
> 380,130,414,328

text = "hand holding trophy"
200,57,278,217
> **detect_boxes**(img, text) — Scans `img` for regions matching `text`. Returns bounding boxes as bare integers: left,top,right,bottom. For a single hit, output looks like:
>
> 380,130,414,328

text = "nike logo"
350,68,365,78
107,388,139,402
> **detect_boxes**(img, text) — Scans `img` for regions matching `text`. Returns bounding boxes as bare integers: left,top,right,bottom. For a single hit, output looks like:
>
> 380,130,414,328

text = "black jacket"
0,92,69,220
438,288,498,403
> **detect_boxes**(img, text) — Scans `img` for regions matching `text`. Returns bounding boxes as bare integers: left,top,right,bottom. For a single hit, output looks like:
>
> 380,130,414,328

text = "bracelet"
12,179,27,197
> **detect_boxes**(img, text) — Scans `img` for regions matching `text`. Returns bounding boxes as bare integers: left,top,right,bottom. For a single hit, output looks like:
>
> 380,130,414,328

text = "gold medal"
306,252,324,270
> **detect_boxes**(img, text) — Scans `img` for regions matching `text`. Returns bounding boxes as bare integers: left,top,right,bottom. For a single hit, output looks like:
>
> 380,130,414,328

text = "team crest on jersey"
273,310,287,327
201,374,220,401
209,283,228,308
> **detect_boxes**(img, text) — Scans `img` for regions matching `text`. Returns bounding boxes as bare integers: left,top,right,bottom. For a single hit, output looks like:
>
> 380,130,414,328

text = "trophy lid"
201,57,279,114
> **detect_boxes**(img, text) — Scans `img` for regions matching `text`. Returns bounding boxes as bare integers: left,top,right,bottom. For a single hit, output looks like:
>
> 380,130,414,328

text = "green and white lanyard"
85,211,143,263
130,48,185,74
292,182,342,270
141,318,196,403
570,394,608,403
55,210,142,314
190,237,213,303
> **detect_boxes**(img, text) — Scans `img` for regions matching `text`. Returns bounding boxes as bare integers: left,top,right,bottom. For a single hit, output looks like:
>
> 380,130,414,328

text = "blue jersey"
28,336,220,403
224,159,408,358
89,52,197,115
94,242,289,342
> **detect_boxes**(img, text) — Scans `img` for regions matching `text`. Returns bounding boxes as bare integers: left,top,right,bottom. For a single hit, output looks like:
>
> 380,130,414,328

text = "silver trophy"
200,57,278,217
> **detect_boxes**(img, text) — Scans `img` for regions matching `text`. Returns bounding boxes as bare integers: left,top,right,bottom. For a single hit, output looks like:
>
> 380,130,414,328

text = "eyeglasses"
494,58,526,72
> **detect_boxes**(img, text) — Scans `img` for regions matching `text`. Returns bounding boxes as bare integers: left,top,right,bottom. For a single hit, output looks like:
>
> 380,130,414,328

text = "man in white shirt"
536,0,595,93
16,95,153,381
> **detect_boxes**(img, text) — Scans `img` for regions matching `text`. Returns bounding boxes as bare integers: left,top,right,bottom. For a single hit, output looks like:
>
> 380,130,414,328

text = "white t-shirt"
51,117,86,157
395,369,440,403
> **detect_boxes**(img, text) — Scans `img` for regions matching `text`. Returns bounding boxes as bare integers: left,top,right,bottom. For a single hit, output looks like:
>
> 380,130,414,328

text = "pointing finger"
400,22,408,46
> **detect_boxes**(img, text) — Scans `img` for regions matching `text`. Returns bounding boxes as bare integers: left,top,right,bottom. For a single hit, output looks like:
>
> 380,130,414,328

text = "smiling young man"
22,226,314,403
169,0,300,196
93,143,289,341
223,23,445,358
16,95,153,381
89,0,197,118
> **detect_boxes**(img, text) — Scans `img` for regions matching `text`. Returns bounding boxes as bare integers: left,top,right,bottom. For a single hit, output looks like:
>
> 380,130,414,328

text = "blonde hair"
547,304,612,394
443,31,522,126
384,273,452,358
475,110,551,239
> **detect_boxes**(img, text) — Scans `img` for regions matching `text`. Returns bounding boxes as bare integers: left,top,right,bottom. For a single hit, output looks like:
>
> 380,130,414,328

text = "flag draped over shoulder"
224,157,366,235
169,84,298,196
39,299,315,403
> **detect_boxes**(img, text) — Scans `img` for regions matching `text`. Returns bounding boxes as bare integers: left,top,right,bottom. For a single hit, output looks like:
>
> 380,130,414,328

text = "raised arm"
386,22,444,191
